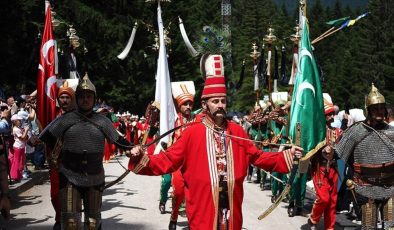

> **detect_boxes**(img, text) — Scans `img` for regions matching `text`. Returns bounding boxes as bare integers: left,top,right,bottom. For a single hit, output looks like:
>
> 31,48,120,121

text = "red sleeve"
236,124,293,174
128,129,189,175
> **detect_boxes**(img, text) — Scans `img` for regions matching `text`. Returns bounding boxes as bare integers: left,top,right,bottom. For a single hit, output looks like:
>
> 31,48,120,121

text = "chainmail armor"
42,111,120,187
337,122,394,199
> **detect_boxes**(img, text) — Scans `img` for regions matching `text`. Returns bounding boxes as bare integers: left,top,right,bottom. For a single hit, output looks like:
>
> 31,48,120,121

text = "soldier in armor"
336,84,394,230
40,73,131,230
308,94,341,230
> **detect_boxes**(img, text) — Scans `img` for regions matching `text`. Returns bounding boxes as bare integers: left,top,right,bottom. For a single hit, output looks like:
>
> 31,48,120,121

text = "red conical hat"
201,54,226,99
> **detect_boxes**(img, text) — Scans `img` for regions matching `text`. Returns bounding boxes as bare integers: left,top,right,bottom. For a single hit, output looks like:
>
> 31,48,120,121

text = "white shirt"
13,126,27,149
389,121,394,127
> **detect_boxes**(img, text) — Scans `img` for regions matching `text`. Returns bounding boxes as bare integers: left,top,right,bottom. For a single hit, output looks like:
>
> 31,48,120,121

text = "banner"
36,1,57,128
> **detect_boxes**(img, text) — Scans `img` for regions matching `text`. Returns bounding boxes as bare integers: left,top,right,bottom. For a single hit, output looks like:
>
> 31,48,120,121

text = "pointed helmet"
366,83,385,107
76,72,96,95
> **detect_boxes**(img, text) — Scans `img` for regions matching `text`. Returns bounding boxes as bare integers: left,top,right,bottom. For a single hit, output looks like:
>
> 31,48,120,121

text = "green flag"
326,16,350,27
289,17,326,158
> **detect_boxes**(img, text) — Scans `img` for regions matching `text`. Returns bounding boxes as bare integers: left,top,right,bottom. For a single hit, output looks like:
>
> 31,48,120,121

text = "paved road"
1,156,316,230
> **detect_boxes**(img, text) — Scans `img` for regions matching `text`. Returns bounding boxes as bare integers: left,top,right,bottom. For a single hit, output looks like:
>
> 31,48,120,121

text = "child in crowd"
8,114,29,182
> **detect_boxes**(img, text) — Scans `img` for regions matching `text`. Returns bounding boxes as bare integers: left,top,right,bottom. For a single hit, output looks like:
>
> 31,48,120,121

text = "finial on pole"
263,27,277,45
250,42,261,61
290,23,301,44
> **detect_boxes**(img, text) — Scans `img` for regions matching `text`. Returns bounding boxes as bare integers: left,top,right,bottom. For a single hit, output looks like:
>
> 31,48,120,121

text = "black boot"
168,220,177,230
288,202,296,217
307,218,317,230
271,195,277,204
159,202,166,214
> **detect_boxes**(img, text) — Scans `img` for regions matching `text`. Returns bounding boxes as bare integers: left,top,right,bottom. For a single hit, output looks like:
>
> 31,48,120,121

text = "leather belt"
354,162,394,186
62,150,103,175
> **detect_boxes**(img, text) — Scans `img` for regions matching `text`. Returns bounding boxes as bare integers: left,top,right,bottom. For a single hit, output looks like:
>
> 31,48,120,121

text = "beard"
372,115,385,124
210,108,226,127
326,117,334,127
182,109,191,117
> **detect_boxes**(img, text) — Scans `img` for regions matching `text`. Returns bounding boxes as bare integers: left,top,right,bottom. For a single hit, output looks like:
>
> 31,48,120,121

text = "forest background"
1,0,393,114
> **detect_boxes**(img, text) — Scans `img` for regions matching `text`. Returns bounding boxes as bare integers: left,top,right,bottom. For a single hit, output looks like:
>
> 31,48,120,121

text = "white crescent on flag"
296,82,315,107
42,39,55,65
298,49,313,75
38,64,44,73
45,75,57,101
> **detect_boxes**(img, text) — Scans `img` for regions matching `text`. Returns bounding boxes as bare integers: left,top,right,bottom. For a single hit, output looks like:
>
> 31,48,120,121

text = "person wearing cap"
245,102,269,186
44,80,76,229
268,96,290,202
8,114,30,182
40,73,132,229
138,116,148,138
307,94,341,230
128,54,303,230
129,114,141,145
57,80,75,116
124,111,133,143
336,84,394,229
167,81,198,229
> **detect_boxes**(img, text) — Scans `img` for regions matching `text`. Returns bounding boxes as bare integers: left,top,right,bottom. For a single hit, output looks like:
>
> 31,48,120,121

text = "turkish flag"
37,1,57,128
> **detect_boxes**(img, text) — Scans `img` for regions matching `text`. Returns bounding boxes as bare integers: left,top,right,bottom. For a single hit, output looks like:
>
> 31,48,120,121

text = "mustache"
213,108,226,116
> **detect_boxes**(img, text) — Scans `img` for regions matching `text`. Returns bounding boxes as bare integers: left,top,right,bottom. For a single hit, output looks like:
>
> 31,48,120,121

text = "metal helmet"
366,83,385,108
76,72,96,95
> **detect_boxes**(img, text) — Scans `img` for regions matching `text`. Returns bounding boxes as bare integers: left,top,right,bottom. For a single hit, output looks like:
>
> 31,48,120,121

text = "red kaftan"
129,121,293,230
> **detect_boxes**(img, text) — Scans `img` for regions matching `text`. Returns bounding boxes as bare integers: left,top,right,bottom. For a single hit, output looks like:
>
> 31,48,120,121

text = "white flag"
154,3,175,145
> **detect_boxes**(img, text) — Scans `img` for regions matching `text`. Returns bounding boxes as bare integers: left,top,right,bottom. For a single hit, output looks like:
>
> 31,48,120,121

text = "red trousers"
170,169,185,221
310,166,338,230
49,166,61,222
8,147,25,181
103,140,114,162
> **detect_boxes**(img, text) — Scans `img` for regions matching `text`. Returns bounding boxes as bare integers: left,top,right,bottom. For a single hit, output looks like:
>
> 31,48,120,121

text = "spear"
312,13,369,45
263,26,277,103
311,16,349,44
250,42,261,102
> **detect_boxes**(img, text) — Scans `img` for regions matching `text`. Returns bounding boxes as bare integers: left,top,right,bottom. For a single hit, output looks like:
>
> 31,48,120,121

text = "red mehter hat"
58,80,75,98
201,54,226,99
323,93,334,115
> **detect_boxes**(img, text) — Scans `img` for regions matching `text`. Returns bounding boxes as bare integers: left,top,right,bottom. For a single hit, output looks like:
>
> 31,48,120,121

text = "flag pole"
152,0,175,146
311,26,335,44
287,23,301,141
250,42,261,103
311,26,342,45
263,26,277,103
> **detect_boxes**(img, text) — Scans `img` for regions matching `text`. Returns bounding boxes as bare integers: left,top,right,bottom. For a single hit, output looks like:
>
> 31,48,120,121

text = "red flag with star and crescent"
37,1,57,128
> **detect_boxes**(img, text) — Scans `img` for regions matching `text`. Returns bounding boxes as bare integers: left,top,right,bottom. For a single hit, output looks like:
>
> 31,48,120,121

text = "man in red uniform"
168,81,197,229
50,80,75,230
129,54,302,230
308,94,341,230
